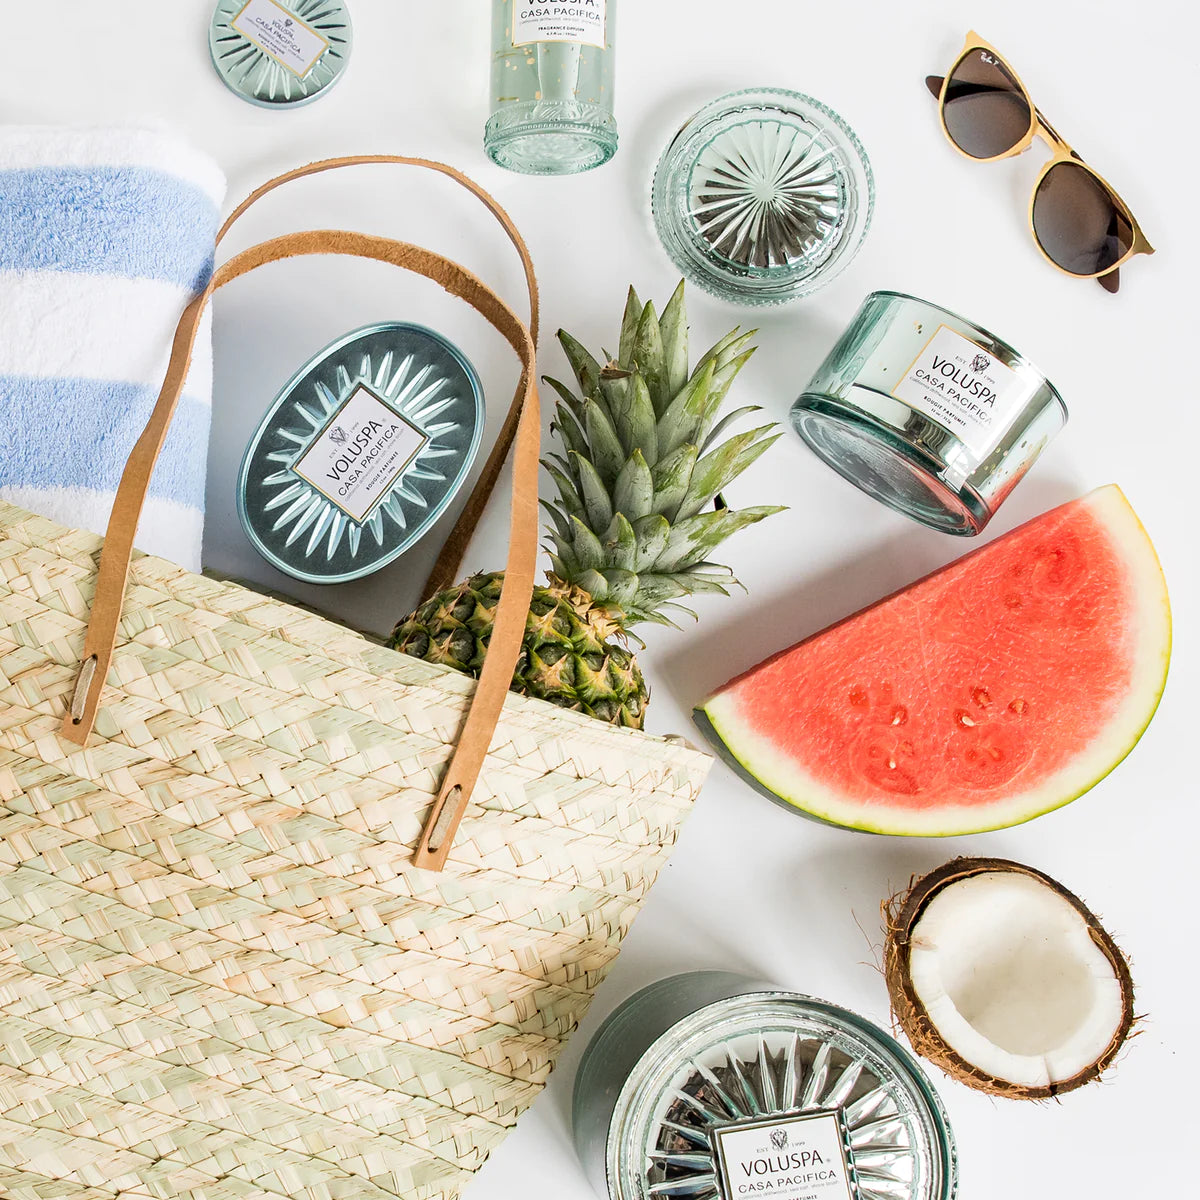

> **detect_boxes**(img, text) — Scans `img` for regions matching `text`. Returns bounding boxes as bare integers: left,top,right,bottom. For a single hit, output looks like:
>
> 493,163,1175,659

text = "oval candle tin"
574,972,957,1200
209,0,352,109
791,291,1067,535
237,322,484,584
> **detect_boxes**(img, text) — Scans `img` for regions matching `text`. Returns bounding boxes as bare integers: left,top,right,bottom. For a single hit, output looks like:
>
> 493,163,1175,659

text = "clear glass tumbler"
486,0,618,175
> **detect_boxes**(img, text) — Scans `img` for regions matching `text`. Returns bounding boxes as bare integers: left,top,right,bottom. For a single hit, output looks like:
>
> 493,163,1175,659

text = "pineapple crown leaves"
541,281,784,629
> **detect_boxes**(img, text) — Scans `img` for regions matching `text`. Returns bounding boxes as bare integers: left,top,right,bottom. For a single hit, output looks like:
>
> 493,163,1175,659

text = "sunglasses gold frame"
927,31,1154,293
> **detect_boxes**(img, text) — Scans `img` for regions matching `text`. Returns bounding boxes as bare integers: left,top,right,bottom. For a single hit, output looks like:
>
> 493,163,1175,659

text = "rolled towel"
0,127,226,572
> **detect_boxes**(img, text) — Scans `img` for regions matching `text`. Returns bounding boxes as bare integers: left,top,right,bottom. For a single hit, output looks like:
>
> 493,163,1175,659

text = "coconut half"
884,858,1134,1099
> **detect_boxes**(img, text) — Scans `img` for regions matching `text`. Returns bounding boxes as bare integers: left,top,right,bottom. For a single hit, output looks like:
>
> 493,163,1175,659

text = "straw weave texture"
0,501,711,1200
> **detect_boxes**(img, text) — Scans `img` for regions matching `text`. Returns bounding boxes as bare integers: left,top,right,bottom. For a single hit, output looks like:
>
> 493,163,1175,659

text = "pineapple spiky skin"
391,571,649,728
390,282,782,730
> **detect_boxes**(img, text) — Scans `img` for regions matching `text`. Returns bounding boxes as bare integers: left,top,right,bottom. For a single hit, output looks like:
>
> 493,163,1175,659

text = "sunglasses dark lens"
1032,162,1134,276
942,48,1032,158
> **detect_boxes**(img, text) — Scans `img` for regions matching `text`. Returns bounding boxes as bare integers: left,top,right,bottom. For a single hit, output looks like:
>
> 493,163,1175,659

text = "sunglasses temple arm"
1033,106,1071,152
925,74,944,97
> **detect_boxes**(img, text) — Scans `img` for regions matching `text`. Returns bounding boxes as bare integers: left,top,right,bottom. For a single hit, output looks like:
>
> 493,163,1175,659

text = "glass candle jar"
791,292,1067,535
574,972,957,1200
486,0,618,174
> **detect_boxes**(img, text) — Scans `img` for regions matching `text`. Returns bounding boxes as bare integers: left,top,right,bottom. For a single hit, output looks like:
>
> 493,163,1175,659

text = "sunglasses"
927,32,1153,293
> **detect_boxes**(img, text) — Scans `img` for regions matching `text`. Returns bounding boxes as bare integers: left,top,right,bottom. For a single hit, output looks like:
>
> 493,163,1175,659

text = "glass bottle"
486,0,618,175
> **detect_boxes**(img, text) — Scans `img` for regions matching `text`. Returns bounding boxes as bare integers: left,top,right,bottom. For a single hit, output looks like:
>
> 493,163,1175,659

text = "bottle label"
512,1,607,48
712,1111,855,1200
292,384,428,524
231,0,330,78
891,325,1032,460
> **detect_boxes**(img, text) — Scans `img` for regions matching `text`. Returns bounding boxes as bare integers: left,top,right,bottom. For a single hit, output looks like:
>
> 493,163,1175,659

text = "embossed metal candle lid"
573,972,957,1200
652,89,874,306
210,0,352,108
238,322,484,584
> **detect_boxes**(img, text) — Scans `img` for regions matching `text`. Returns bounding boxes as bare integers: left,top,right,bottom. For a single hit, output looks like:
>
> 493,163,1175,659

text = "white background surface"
5,2,1198,1197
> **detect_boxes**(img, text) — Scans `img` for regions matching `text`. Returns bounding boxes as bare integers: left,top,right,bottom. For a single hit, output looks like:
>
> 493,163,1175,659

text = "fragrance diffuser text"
512,0,607,47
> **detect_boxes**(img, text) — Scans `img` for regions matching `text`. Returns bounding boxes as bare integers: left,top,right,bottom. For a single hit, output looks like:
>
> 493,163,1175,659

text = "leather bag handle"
60,157,542,873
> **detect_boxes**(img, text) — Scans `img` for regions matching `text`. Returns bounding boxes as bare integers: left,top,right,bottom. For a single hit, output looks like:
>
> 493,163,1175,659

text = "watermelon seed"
890,706,908,726
849,687,869,707
972,687,992,708
1009,698,1028,716
1004,593,1023,609
956,710,976,727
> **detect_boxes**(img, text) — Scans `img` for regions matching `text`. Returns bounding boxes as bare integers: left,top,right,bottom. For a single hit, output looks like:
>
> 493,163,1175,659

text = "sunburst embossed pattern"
600,984,956,1200
691,117,845,271
238,323,483,584
652,90,874,305
209,0,352,108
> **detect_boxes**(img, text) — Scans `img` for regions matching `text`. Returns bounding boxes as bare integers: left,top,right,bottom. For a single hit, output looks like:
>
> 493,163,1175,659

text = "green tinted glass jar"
792,292,1067,535
486,0,618,175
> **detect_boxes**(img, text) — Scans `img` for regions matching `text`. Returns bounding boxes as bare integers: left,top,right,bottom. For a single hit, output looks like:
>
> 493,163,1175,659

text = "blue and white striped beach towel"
0,127,225,571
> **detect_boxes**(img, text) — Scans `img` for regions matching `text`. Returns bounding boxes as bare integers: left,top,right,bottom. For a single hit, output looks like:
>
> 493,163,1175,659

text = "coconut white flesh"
906,872,1125,1089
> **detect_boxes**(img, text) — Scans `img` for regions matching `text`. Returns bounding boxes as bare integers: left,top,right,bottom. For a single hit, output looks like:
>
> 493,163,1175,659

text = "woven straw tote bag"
0,157,712,1200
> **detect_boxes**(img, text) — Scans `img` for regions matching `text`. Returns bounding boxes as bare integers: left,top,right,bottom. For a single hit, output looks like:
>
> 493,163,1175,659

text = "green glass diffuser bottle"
486,0,618,174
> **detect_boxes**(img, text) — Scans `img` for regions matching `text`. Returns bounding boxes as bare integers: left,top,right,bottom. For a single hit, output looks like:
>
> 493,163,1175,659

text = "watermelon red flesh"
698,486,1171,835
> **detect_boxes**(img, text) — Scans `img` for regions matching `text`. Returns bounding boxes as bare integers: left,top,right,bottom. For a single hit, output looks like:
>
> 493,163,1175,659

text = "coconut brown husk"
883,856,1135,1100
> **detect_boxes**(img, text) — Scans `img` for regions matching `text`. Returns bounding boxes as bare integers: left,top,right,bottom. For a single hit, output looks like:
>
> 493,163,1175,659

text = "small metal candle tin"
210,0,352,108
237,322,484,584
573,972,957,1200
791,292,1067,534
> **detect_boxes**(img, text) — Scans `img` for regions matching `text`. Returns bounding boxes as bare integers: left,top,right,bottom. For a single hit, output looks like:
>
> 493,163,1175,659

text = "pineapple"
390,282,782,730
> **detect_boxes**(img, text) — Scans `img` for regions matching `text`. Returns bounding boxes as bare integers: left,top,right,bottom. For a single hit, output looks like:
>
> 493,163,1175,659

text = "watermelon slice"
697,486,1171,835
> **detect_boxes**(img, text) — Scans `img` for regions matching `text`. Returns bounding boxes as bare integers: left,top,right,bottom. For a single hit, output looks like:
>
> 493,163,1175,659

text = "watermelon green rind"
692,705,884,832
697,486,1171,836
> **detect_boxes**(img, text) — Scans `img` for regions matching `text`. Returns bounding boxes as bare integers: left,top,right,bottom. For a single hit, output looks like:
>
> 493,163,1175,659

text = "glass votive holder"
651,89,874,305
791,291,1068,534
573,972,957,1200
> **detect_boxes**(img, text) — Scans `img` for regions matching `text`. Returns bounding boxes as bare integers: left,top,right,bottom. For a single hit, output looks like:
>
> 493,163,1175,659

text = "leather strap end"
413,781,469,872
60,652,103,743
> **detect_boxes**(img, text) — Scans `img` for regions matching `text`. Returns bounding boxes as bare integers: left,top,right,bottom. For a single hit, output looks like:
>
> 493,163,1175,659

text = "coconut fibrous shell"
883,857,1136,1100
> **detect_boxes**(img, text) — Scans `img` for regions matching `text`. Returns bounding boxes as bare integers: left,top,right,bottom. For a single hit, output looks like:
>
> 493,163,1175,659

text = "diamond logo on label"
329,426,348,445
770,1128,788,1150
971,352,991,374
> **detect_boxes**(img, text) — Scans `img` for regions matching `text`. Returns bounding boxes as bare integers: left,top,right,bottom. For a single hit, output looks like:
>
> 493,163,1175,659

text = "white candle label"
293,384,427,524
512,1,607,47
231,0,329,78
713,1111,855,1200
891,325,1033,460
